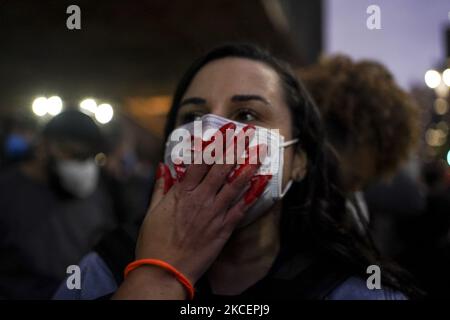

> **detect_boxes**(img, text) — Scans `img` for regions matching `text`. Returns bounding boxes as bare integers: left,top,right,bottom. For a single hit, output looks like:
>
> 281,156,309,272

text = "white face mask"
164,114,298,227
56,159,99,198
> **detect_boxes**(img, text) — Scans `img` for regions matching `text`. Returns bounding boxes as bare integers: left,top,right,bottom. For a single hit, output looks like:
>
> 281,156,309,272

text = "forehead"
183,57,282,101
48,138,94,157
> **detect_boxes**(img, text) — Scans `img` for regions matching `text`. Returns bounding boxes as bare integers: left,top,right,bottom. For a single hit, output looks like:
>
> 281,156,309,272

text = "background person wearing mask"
0,109,117,299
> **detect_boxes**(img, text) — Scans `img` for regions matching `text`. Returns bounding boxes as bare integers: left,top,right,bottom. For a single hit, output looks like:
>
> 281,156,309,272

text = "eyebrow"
179,94,271,108
179,97,206,108
231,94,271,106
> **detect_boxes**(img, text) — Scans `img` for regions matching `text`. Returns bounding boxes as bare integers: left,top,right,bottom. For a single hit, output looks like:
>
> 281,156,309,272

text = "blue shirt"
53,252,407,300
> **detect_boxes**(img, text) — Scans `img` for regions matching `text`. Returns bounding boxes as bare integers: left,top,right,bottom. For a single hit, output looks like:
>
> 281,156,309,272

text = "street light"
442,69,450,87
79,98,97,113
32,97,48,116
425,70,441,89
47,96,63,116
95,103,114,124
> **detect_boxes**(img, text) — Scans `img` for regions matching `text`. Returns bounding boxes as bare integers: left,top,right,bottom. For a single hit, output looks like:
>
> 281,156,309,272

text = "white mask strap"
281,138,299,148
278,138,298,198
280,179,293,198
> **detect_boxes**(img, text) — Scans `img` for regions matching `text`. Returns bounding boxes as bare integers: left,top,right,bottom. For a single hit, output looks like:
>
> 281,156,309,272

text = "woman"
299,55,420,194
54,44,412,300
299,55,422,241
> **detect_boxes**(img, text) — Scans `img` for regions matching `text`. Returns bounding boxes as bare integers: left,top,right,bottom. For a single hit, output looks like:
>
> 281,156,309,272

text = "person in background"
300,56,427,298
0,112,38,169
300,55,420,194
300,55,421,240
0,109,117,299
398,161,450,299
100,119,154,231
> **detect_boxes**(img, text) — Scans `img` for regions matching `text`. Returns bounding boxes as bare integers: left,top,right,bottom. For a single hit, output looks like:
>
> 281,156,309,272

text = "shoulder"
326,276,408,300
53,251,117,300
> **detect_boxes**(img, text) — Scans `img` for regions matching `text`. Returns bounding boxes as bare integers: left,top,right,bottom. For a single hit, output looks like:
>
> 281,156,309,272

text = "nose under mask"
164,113,298,227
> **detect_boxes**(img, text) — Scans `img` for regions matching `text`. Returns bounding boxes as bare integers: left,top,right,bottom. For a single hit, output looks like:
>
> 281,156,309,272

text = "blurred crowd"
0,110,154,299
0,54,449,299
300,56,450,298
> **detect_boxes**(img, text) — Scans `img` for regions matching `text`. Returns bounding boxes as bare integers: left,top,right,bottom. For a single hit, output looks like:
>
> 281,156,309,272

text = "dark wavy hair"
162,43,420,298
300,55,420,180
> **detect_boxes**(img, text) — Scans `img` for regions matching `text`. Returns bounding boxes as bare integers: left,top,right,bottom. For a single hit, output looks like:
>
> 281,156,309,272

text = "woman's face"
174,57,305,191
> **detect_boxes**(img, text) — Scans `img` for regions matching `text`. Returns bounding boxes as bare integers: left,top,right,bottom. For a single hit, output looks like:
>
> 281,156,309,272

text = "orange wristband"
124,259,195,300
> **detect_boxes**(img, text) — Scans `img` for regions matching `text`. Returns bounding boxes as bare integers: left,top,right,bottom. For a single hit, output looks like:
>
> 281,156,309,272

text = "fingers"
213,144,267,213
175,122,237,191
244,175,272,204
214,162,260,211
196,159,235,197
222,175,271,231
174,162,187,181
226,143,267,182
176,161,210,191
149,162,173,211
198,125,256,196
233,124,255,162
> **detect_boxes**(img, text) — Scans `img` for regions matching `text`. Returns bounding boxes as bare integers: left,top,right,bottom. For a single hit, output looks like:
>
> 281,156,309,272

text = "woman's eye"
234,109,258,123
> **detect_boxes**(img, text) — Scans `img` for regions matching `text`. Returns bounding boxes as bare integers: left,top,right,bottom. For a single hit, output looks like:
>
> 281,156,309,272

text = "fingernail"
174,161,186,182
242,125,256,151
155,162,165,179
201,122,237,154
202,138,213,150
245,144,266,165
219,122,236,135
226,162,260,183
244,175,272,205
162,164,174,193
242,124,255,133
217,122,237,153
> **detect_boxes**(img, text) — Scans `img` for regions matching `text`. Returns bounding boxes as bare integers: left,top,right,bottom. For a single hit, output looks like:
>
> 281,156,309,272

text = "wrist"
135,253,199,284
127,259,197,299
115,264,186,300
